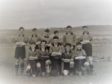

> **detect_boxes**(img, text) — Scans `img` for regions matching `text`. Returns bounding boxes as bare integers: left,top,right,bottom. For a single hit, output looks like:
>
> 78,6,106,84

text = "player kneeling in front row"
62,43,74,76
39,40,51,76
26,42,41,77
73,42,87,76
50,36,62,76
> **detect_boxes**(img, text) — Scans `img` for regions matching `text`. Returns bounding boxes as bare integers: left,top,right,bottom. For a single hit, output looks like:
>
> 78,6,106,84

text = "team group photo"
13,25,93,77
1,0,112,84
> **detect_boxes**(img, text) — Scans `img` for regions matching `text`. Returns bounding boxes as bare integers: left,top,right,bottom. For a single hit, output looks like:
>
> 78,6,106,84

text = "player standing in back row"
80,26,93,74
14,27,27,75
63,25,77,47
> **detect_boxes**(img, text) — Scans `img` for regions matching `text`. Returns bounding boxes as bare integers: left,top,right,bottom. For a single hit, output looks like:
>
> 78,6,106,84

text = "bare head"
45,29,50,36
65,43,71,51
66,25,72,33
41,40,47,46
82,26,88,32
53,36,59,44
19,27,24,33
76,42,82,50
32,28,37,34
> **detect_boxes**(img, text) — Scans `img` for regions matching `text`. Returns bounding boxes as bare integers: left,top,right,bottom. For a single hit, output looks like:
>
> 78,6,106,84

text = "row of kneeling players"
15,39,93,77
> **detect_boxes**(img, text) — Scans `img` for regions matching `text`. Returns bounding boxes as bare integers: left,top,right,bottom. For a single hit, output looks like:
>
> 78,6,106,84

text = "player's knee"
36,62,41,68
84,61,90,67
63,70,69,76
45,60,51,65
26,64,31,71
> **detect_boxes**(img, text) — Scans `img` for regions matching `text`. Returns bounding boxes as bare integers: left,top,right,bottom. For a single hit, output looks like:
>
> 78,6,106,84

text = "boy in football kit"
62,43,73,76
14,27,27,75
73,42,86,76
29,28,41,44
50,36,63,76
80,26,93,74
63,25,76,46
26,42,40,77
39,40,51,76
42,29,51,44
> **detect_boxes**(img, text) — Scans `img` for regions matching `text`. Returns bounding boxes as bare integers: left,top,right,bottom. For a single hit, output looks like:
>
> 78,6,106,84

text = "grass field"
0,25,112,84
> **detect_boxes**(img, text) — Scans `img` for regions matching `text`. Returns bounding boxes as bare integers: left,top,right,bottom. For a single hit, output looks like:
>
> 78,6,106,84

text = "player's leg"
45,59,51,76
20,58,25,74
15,58,20,75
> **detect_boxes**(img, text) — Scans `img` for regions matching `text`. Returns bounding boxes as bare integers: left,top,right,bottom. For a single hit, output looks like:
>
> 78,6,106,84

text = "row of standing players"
14,25,93,77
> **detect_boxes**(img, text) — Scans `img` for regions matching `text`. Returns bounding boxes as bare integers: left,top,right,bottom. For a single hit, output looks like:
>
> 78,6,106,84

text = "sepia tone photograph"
0,0,112,84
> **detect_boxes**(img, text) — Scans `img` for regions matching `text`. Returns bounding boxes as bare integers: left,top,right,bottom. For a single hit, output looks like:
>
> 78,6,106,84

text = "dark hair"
65,43,71,47
45,46,50,51
82,26,88,29
45,29,50,33
41,40,47,44
35,45,40,50
53,36,59,39
66,25,72,29
58,42,62,46
54,30,59,34
32,28,37,31
19,27,24,31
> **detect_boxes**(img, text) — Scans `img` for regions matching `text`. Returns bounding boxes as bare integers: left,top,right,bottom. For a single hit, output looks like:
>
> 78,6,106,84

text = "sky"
0,0,112,29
